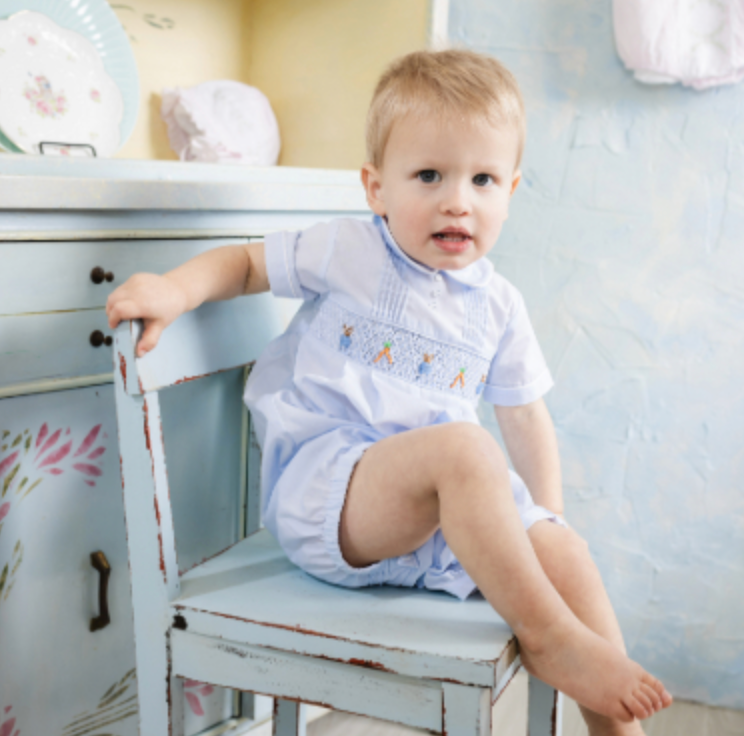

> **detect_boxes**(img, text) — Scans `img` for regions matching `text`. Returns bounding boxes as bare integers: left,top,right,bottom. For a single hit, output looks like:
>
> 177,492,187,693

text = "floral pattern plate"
0,11,124,156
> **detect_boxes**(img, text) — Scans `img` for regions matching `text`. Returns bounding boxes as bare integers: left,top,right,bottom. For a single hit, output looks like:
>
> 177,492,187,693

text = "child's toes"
643,673,673,708
630,689,654,719
640,682,662,712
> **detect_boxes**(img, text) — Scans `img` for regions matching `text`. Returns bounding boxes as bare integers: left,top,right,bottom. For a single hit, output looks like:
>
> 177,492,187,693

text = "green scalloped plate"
0,0,139,154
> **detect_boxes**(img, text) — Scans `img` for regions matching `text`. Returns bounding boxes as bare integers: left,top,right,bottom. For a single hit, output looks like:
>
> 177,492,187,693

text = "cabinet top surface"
0,155,368,213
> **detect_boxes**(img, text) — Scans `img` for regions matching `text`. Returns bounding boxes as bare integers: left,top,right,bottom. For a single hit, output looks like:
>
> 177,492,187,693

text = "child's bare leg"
339,423,672,723
529,522,654,735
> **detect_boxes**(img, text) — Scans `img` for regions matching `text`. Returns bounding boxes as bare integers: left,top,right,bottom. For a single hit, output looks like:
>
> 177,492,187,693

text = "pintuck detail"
462,288,489,347
372,252,408,322
310,299,491,402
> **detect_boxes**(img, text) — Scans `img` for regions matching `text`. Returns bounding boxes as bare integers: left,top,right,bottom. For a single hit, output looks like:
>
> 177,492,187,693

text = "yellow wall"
111,0,429,168
112,0,247,161
244,0,429,169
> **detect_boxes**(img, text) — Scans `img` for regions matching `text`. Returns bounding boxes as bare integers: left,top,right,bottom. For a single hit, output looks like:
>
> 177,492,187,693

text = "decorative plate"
0,0,139,154
0,11,124,156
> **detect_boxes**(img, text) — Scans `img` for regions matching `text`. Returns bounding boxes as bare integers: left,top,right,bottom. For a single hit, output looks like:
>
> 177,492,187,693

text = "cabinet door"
0,385,137,736
0,377,247,736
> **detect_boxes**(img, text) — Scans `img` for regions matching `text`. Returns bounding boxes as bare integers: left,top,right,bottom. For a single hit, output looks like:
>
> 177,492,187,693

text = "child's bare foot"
582,708,646,736
518,616,672,722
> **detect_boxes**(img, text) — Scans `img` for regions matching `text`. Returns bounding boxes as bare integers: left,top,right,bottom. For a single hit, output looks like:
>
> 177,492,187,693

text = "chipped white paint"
442,683,491,736
272,699,306,736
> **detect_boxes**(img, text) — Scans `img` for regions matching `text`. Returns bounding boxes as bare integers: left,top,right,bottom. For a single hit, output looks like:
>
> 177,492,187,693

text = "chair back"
113,295,282,617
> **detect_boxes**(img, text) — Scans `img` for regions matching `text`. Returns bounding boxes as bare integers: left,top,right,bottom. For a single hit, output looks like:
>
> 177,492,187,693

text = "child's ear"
361,163,386,216
510,169,521,197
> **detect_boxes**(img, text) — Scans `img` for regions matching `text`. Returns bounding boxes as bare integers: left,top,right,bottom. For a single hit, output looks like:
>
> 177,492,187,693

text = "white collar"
373,215,494,288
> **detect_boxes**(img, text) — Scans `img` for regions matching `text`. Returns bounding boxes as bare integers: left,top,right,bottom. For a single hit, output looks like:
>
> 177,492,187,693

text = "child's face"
362,113,521,271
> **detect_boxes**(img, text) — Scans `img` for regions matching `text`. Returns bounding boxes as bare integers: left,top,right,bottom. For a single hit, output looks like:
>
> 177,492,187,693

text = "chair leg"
527,674,563,736
134,664,185,736
272,699,306,736
442,683,491,736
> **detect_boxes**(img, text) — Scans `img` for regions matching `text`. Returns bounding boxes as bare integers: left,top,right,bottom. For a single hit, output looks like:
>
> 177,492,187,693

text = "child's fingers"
106,297,142,329
136,321,165,357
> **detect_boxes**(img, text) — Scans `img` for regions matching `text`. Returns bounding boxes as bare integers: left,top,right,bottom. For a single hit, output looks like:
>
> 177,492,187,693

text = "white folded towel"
161,80,280,165
613,0,744,90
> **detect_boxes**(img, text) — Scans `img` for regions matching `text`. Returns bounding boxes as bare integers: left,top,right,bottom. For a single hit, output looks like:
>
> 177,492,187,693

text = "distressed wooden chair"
113,298,564,736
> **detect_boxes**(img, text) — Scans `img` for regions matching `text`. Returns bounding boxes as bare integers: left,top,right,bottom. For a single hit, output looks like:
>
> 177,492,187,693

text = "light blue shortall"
244,216,563,600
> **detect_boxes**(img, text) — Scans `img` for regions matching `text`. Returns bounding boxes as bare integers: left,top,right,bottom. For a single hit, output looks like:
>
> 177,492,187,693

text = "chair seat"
173,529,518,689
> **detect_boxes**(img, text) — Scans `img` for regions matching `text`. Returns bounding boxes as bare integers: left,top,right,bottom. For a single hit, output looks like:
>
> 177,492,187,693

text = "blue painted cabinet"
0,157,368,736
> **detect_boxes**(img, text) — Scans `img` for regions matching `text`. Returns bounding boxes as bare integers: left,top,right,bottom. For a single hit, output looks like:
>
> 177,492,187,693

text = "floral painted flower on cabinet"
0,704,20,736
0,423,107,604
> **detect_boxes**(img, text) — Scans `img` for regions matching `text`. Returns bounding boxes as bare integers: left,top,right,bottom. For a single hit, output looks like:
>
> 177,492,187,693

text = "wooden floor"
307,671,744,736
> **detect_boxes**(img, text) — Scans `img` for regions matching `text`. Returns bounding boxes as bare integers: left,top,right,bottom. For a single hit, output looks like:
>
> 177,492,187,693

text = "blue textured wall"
457,0,744,709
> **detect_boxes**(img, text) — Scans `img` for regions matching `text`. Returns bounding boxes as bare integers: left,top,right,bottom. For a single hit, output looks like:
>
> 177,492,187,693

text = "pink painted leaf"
45,468,63,475
0,717,16,736
74,425,101,458
0,452,19,478
85,480,95,487
36,423,48,448
39,440,72,469
184,692,204,716
65,428,70,435
198,685,214,696
0,503,9,522
73,463,102,477
184,679,200,687
35,429,61,461
87,446,106,460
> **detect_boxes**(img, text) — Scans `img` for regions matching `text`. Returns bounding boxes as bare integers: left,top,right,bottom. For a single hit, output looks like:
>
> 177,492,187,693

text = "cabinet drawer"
0,292,282,391
0,309,114,389
0,238,251,316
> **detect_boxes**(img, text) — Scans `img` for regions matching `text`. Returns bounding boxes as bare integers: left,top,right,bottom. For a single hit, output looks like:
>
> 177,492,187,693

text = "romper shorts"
265,424,567,601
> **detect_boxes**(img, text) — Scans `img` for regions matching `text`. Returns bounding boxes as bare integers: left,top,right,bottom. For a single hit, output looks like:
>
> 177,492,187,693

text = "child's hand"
106,273,188,357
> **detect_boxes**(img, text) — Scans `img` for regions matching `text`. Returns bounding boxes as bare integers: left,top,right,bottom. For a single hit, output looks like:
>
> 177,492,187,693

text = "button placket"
428,272,442,310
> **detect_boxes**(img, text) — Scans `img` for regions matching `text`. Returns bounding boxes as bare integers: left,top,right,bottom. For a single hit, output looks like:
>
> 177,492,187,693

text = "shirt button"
435,273,443,281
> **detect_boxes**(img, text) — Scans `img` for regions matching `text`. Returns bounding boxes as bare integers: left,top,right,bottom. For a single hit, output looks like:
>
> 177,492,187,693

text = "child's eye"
473,173,494,187
417,170,441,184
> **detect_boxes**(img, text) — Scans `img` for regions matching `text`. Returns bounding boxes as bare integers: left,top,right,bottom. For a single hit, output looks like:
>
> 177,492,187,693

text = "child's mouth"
433,229,472,252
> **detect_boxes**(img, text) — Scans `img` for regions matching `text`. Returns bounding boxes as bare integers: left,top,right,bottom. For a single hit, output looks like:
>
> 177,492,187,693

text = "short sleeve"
482,292,553,406
264,220,339,300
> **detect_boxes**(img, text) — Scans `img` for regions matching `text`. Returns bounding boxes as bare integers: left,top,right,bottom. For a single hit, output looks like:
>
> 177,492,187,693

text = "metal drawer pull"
90,266,115,284
90,330,113,348
90,550,111,632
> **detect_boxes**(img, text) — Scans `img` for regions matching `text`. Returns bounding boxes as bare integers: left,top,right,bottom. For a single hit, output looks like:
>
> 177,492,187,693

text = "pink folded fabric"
161,80,280,165
613,0,744,90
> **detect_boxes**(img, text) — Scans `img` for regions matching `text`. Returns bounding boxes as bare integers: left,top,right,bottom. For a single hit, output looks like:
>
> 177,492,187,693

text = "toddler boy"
107,50,672,733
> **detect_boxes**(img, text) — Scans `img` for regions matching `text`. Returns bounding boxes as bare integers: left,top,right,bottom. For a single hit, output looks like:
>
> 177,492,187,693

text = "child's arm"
106,241,268,357
494,399,564,517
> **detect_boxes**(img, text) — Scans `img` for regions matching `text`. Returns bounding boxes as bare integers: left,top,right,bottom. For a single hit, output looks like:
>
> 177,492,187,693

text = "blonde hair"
366,49,526,168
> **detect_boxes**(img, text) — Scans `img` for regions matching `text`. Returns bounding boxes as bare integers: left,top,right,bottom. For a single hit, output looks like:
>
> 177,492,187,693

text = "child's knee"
434,422,508,481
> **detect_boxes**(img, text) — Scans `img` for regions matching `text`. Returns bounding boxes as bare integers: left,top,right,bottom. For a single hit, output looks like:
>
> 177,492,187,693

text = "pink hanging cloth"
613,0,744,90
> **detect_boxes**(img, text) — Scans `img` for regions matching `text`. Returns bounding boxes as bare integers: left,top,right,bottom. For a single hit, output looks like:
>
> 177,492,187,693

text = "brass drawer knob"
90,330,113,348
90,267,115,284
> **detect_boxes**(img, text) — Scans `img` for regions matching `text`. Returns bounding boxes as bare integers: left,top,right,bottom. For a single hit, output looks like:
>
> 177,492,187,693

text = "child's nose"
440,181,472,216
